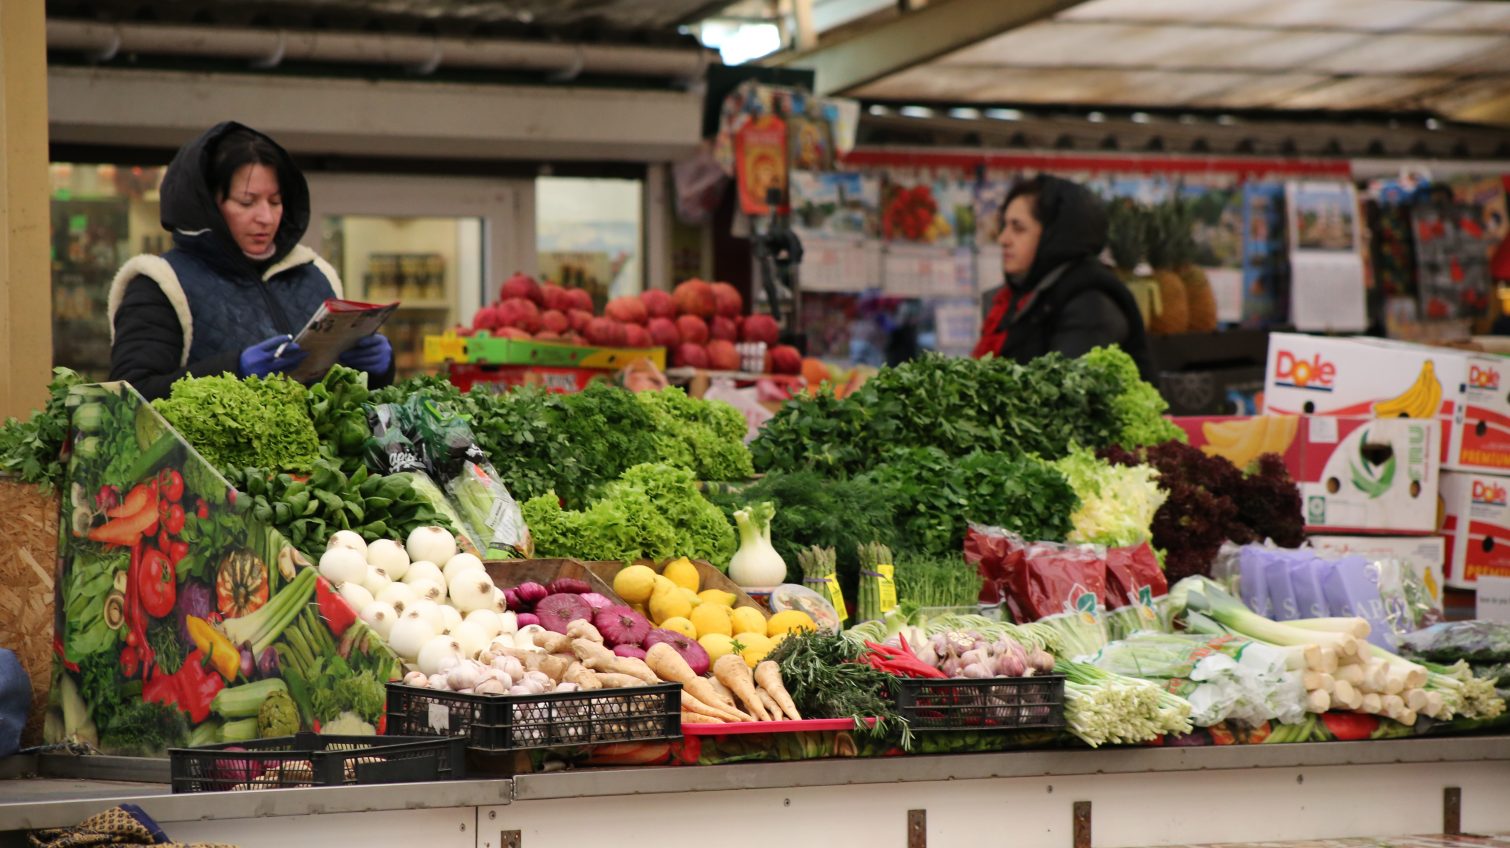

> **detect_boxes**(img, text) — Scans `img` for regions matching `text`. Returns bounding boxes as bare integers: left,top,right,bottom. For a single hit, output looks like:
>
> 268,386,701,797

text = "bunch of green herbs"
153,374,320,475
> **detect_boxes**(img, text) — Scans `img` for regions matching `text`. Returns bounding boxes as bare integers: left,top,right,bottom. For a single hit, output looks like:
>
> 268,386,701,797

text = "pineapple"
1143,202,1189,335
1106,199,1159,330
1169,200,1218,333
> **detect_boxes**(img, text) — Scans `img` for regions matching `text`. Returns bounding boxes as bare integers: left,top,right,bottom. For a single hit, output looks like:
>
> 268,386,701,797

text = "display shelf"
4,736,1510,839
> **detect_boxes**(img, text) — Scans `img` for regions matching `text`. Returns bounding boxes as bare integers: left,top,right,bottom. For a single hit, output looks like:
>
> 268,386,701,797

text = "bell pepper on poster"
736,114,788,216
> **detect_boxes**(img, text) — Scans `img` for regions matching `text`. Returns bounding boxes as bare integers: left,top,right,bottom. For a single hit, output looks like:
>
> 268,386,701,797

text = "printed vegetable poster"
881,175,975,248
47,383,399,756
735,114,788,216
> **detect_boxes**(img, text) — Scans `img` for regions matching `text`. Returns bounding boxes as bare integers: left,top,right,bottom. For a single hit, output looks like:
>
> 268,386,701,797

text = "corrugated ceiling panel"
1275,75,1455,109
856,66,1254,107
945,22,1362,71
1417,4,1510,32
1058,0,1278,25
1183,73,1336,109
1308,33,1506,74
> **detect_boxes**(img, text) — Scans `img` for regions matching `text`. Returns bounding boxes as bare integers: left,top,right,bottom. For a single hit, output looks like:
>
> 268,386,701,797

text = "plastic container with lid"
768,584,842,633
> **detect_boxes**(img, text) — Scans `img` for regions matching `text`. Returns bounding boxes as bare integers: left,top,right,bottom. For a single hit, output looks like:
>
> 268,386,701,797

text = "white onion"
513,625,547,651
497,610,519,635
406,527,458,568
327,530,368,557
375,582,417,615
318,547,367,587
407,577,446,605
360,601,398,639
452,621,491,659
464,609,503,639
491,588,509,614
361,566,393,597
401,560,444,588
403,599,443,631
417,635,463,676
438,604,463,635
448,570,497,613
366,538,411,581
388,616,435,661
442,553,485,584
338,582,375,612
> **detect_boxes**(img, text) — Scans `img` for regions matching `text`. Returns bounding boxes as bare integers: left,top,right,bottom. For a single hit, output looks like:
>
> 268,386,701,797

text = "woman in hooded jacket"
109,122,394,400
973,175,1154,380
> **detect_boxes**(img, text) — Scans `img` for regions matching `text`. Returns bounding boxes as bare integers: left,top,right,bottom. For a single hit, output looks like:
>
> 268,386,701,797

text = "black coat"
108,122,393,399
976,176,1155,381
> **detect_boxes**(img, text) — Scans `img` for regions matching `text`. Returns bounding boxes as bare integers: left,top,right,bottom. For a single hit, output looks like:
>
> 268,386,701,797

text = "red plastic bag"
964,524,1027,616
1019,542,1109,621
1104,541,1166,609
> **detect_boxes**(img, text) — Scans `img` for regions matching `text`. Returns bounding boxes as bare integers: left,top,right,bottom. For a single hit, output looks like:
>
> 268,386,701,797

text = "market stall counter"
4,736,1510,848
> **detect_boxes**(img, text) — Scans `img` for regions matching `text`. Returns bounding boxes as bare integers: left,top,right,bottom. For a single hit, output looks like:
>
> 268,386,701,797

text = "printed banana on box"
1261,332,1510,472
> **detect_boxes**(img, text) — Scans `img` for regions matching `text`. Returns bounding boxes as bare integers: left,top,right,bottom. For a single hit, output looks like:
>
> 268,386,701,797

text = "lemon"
659,616,697,639
613,564,657,604
699,633,736,662
662,557,701,592
649,589,692,624
690,603,733,638
766,609,817,637
730,606,767,636
679,587,703,607
698,589,737,608
733,632,774,667
652,575,678,596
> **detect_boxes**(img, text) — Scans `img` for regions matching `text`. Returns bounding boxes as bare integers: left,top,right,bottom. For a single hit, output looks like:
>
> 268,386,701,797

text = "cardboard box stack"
1256,333,1510,615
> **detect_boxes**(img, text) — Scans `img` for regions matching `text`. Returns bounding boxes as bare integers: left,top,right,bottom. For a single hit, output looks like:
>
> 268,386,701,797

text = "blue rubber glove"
339,333,393,375
238,334,306,378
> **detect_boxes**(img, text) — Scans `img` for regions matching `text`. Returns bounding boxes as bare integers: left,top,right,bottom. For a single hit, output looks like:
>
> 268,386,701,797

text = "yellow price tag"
824,574,847,622
877,564,898,612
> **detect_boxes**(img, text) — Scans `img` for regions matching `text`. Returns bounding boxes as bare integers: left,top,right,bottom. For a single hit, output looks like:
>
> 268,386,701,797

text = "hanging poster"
1286,181,1367,332
789,170,880,239
734,114,788,216
1410,176,1506,320
1241,183,1288,326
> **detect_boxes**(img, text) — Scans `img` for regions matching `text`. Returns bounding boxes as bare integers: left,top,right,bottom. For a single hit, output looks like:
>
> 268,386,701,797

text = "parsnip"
681,710,723,725
755,661,802,721
646,643,750,721
713,654,770,721
681,690,750,722
707,678,739,710
756,689,783,721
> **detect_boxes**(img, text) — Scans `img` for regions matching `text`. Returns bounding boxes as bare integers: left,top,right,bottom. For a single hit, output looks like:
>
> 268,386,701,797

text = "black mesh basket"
894,675,1066,732
168,733,468,793
386,682,682,753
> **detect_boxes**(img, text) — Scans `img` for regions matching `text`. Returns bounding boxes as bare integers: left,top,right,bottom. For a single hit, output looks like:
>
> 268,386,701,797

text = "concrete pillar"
0,0,52,419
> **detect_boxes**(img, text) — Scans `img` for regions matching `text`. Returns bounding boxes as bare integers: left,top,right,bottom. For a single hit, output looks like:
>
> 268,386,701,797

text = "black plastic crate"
895,675,1065,732
386,682,682,753
168,733,468,793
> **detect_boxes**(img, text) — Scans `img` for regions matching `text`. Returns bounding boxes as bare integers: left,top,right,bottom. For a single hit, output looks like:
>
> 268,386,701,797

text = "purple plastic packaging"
1289,556,1331,620
1322,556,1396,652
1238,546,1273,618
1266,555,1302,621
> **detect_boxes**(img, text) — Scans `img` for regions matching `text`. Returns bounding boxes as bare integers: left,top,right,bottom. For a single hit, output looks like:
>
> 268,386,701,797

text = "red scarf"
972,286,1036,359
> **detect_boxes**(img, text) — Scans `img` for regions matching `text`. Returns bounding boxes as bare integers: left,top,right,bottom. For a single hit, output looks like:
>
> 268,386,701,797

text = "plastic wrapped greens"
1086,632,1307,728
1399,621,1510,665
365,396,532,558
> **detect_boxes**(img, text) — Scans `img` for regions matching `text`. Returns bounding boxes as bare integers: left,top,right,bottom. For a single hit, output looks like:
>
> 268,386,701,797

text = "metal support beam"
767,0,1089,96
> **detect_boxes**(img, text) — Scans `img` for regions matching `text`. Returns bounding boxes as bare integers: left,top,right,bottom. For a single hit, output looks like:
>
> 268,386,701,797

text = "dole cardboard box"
1262,332,1510,472
1439,470,1510,588
1174,414,1440,535
1308,535,1446,607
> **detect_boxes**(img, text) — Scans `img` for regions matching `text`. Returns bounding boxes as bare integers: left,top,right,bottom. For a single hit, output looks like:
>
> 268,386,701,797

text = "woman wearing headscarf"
108,122,393,399
973,174,1154,380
